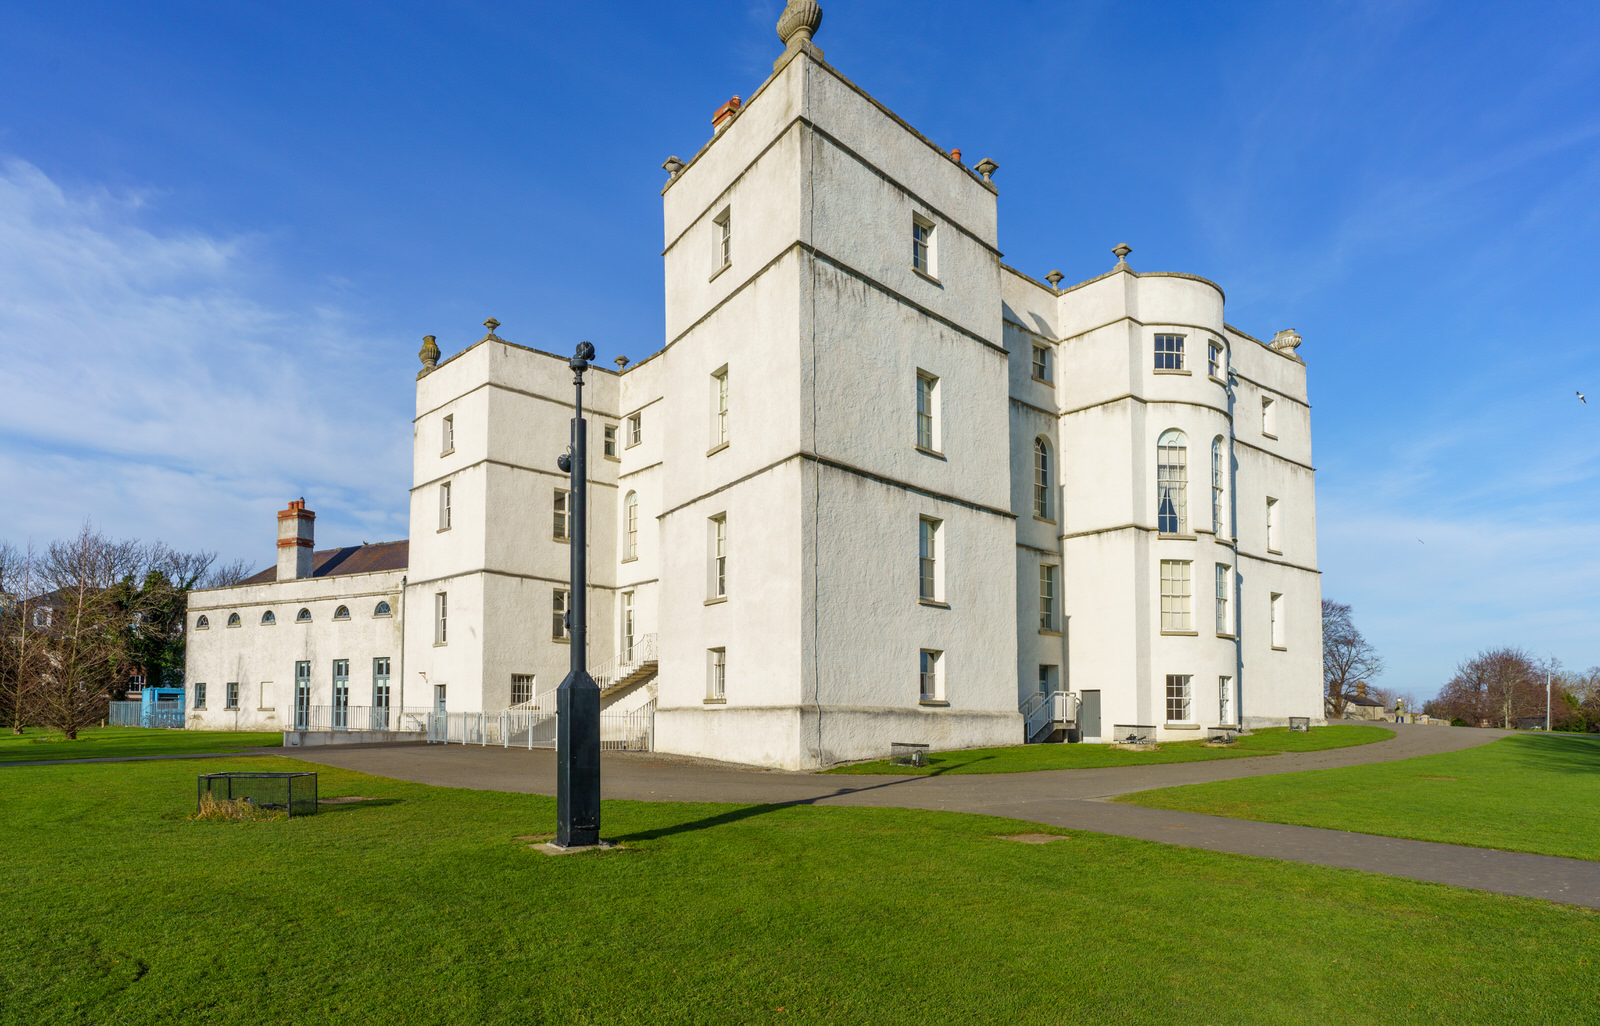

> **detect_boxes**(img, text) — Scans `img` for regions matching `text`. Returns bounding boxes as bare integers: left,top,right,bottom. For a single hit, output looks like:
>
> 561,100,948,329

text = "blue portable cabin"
140,687,187,728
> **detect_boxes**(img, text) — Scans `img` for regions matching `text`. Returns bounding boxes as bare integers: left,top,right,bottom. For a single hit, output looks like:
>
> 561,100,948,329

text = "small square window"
511,674,535,706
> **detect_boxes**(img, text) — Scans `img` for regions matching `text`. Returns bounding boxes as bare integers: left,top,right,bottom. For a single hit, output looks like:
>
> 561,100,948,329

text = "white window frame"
435,592,448,645
1160,560,1192,632
442,414,454,455
708,514,727,599
710,365,729,450
1266,497,1280,553
194,682,207,709
511,674,535,707
1211,437,1226,536
551,589,570,641
623,491,638,560
915,371,940,452
1157,430,1188,535
1031,343,1050,382
603,424,618,459
1033,437,1051,519
1039,564,1057,632
1207,343,1222,379
439,480,452,531
919,649,944,702
1262,396,1277,438
1215,563,1231,635
1154,334,1185,371
1270,591,1285,649
1166,674,1192,723
621,591,635,661
912,213,937,278
918,516,943,603
707,648,727,701
225,682,239,710
627,413,642,447
554,489,570,542
713,207,731,272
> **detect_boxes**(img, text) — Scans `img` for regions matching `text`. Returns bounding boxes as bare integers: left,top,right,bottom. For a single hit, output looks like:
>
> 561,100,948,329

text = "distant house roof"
1346,695,1386,707
239,540,409,586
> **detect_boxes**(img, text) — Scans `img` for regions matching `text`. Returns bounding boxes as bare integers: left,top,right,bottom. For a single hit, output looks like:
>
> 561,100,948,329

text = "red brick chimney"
712,95,743,133
276,499,315,581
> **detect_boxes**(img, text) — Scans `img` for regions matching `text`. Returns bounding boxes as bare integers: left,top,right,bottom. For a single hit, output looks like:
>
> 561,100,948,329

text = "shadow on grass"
314,798,405,815
1500,732,1600,776
608,773,947,842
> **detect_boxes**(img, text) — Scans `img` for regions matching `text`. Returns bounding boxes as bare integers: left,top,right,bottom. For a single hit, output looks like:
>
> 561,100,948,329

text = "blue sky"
2,0,1597,698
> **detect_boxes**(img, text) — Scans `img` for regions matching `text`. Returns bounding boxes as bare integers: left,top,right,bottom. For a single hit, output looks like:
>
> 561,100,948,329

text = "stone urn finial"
1112,243,1133,271
1045,270,1064,290
483,317,503,341
1270,329,1303,353
777,0,823,47
419,334,440,374
614,355,630,370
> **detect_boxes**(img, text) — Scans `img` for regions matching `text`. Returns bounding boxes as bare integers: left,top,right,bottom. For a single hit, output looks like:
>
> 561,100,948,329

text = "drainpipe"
397,575,407,719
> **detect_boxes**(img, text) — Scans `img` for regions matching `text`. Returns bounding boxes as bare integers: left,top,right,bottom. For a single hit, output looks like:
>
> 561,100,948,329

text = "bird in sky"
1580,391,1588,404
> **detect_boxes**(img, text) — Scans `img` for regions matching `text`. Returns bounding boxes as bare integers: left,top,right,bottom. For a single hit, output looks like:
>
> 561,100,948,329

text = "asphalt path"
256,725,1600,908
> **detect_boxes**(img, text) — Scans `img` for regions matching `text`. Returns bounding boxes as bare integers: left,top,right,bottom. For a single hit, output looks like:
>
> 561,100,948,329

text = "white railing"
298,706,431,733
1022,690,1076,741
425,698,655,752
590,633,659,691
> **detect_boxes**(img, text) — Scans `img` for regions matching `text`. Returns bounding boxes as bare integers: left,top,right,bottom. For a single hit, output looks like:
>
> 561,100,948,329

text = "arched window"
1157,430,1188,534
1211,436,1226,536
195,615,210,630
334,605,350,620
1033,438,1051,519
227,612,241,627
374,601,392,617
261,610,276,625
624,491,639,560
296,608,312,623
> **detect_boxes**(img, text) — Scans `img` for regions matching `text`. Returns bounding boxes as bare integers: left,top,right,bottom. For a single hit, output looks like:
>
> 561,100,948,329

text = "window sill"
1262,432,1278,441
1209,375,1228,386
1215,632,1236,640
1165,722,1201,730
1038,629,1062,637
703,697,727,705
437,527,452,534
1158,533,1197,541
553,637,570,645
224,706,240,712
226,625,240,628
918,599,950,609
625,441,641,450
704,596,728,606
912,266,943,287
620,555,638,564
257,707,275,713
1031,375,1053,386
1154,368,1191,376
440,448,455,457
554,537,571,544
1033,516,1056,525
708,262,731,284
1271,645,1288,652
193,707,206,712
919,698,950,707
706,441,729,457
603,454,621,463
915,445,946,461
1267,548,1282,556
1161,630,1200,637
434,642,448,648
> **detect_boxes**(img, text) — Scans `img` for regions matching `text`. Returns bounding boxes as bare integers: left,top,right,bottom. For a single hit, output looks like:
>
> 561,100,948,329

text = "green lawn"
2,756,1594,1024
829,724,1394,775
1121,733,1600,861
0,725,281,763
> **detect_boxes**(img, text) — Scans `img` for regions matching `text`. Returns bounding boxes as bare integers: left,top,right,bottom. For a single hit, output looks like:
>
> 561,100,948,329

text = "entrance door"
294,682,310,732
434,685,447,716
1080,689,1102,739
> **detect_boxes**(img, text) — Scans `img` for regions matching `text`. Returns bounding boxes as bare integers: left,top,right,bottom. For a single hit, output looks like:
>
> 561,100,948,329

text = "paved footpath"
287,724,1600,909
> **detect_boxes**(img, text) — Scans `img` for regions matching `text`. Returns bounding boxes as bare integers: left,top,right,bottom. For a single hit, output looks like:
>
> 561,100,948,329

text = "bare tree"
31,523,145,739
202,557,256,589
1431,648,1545,728
1323,600,1385,719
0,541,45,734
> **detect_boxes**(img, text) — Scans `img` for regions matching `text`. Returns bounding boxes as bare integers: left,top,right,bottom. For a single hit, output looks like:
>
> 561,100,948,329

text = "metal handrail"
590,632,659,690
300,706,431,733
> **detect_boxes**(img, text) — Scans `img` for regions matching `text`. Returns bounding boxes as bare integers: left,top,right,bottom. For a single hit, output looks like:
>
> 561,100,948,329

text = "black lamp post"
555,341,601,848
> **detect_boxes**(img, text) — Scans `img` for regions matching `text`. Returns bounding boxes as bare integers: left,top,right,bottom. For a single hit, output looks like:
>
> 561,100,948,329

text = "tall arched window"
1157,430,1188,534
1033,438,1051,519
624,491,639,560
1211,436,1226,536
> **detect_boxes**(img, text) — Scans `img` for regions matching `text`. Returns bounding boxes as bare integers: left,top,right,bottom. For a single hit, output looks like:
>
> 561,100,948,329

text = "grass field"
2,755,1595,1024
1121,733,1600,861
829,724,1394,775
0,726,282,763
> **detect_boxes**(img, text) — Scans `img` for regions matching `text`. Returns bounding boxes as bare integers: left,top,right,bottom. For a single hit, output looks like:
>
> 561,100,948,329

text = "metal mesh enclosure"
1112,724,1157,744
1289,716,1311,732
198,772,318,817
890,742,929,767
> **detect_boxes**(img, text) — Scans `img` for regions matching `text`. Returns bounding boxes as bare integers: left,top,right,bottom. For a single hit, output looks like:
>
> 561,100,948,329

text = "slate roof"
1346,695,1386,707
239,540,409,586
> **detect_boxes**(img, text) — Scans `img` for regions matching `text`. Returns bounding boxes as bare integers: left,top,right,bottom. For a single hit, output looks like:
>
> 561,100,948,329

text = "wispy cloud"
0,159,409,565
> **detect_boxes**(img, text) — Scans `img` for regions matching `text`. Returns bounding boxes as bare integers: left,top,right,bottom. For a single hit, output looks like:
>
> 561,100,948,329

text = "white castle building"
185,2,1322,769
